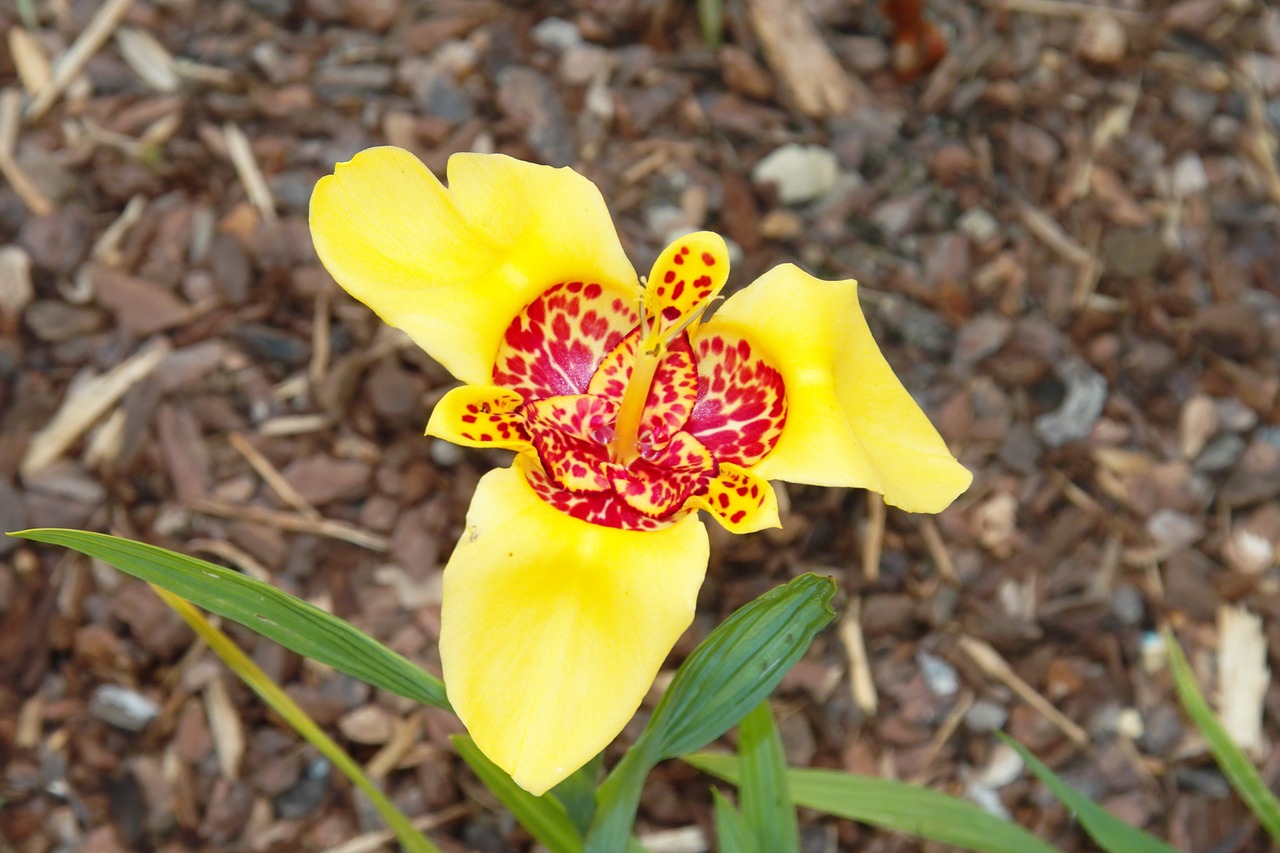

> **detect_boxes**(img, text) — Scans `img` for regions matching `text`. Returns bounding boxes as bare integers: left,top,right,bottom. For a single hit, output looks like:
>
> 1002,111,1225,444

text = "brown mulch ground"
3,0,1280,850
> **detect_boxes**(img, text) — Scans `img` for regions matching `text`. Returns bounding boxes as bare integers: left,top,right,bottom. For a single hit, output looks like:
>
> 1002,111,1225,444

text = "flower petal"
686,462,780,533
704,265,971,513
588,329,699,449
441,459,709,794
523,394,616,492
685,327,787,467
610,431,716,518
645,231,729,332
425,385,532,452
310,148,637,385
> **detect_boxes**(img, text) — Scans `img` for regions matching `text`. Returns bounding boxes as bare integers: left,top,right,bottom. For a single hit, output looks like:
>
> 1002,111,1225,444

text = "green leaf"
686,752,1062,853
737,702,799,853
711,789,758,853
552,754,603,836
153,587,439,853
453,735,584,853
646,573,837,760
11,529,449,710
999,736,1177,853
1164,629,1280,842
585,574,835,853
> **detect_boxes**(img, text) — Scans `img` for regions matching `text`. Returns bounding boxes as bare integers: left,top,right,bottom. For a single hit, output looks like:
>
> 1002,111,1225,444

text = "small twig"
189,497,388,552
0,89,55,215
840,598,879,715
979,0,1146,25
862,492,885,582
323,804,474,853
26,0,136,121
227,432,322,522
92,195,148,264
188,537,272,582
909,689,974,784
958,635,1090,747
365,714,424,780
919,518,959,584
222,122,278,224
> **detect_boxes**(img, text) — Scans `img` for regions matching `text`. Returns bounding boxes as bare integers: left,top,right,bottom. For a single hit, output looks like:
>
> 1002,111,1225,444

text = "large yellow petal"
701,264,971,513
440,458,709,795
310,148,638,385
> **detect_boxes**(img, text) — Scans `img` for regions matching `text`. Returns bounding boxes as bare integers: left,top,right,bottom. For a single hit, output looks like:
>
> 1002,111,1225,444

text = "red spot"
673,255,684,266
701,252,716,265
671,280,685,300
729,510,746,524
663,270,676,284
679,245,689,255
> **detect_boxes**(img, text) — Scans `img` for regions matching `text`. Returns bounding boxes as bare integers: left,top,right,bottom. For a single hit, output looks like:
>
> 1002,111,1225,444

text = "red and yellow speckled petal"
425,385,532,451
522,455,671,531
687,462,780,533
610,432,717,519
588,330,699,449
644,232,729,334
523,394,617,493
685,328,787,468
493,280,638,403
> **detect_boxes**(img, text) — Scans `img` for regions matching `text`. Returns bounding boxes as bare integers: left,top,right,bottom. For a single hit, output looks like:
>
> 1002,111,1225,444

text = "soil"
2,0,1280,851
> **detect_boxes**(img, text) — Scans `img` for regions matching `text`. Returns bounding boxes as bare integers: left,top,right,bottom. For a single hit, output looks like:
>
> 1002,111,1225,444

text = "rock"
1076,11,1127,65
964,700,1008,733
957,207,1000,245
1172,153,1208,196
1035,358,1107,447
751,144,841,205
1195,433,1245,473
560,44,610,86
0,246,34,315
1145,509,1205,558
531,17,581,52
274,758,331,819
89,685,160,732
916,651,959,697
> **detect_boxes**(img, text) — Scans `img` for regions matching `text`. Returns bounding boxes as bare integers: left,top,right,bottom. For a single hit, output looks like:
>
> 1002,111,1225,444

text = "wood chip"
0,88,55,216
115,27,180,93
958,634,1090,747
22,338,171,477
839,598,879,715
920,517,960,583
1217,606,1269,758
323,804,473,853
222,122,278,225
25,0,136,121
8,27,52,97
92,195,148,264
863,492,885,582
204,674,245,779
745,0,864,118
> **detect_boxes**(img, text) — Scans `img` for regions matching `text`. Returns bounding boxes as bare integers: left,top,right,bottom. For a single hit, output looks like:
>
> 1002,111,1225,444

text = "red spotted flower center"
442,237,787,531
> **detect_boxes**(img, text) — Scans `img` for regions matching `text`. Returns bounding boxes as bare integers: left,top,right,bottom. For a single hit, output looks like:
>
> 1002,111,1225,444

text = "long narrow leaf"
1164,629,1280,842
711,789,758,853
686,752,1061,853
12,529,449,709
453,735,584,853
151,586,438,853
737,702,798,853
1000,736,1176,853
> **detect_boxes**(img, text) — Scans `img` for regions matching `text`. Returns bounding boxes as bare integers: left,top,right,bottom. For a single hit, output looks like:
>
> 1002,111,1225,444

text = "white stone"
531,18,581,53
751,144,841,205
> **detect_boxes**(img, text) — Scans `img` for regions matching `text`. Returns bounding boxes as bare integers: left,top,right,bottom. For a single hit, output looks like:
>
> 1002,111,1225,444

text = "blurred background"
1,0,1279,850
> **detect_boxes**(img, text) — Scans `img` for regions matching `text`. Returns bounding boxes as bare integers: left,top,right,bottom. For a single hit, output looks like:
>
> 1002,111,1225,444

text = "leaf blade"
12,529,449,709
686,752,1062,853
737,702,799,853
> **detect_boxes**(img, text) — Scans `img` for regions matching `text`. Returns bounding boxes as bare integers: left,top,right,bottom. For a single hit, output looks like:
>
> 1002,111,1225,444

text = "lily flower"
309,148,971,795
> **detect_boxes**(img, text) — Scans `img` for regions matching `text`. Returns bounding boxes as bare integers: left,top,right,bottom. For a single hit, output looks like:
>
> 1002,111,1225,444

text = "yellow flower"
309,148,971,794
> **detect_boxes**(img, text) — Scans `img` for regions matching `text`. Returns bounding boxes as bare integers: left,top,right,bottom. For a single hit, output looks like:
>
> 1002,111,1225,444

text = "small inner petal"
644,232,729,334
588,329,699,451
523,394,617,493
493,281,637,402
521,457,671,532
685,329,787,468
686,462,780,533
609,432,716,518
426,385,532,451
